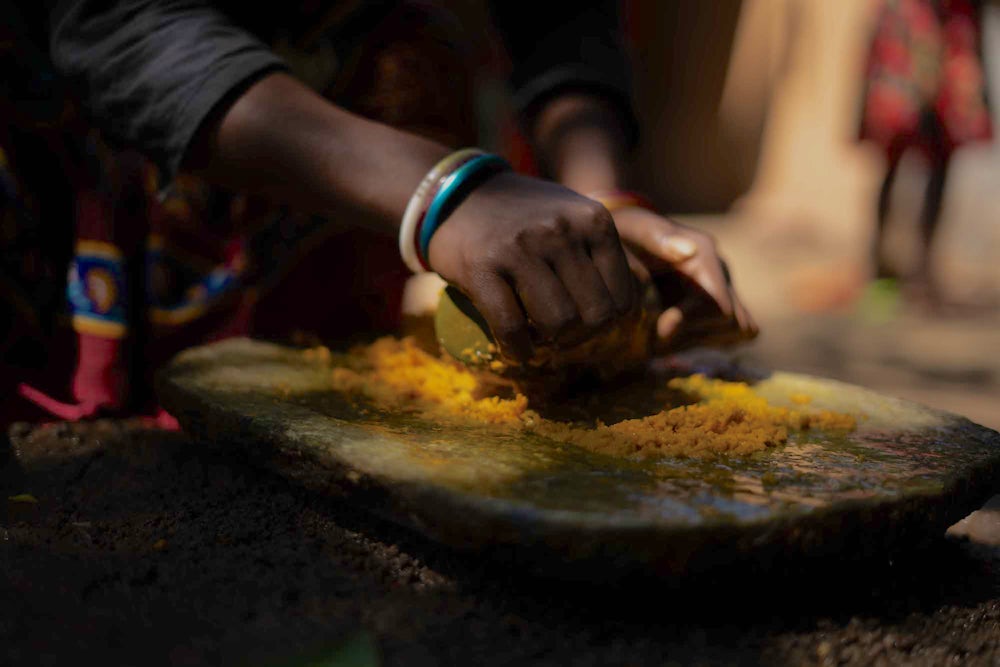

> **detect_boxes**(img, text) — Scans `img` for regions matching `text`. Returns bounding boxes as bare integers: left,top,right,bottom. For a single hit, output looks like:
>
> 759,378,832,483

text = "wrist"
531,94,629,190
555,133,626,193
398,149,511,273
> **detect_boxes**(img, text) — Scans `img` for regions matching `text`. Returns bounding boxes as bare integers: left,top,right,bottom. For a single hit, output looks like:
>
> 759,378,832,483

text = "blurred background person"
858,0,992,309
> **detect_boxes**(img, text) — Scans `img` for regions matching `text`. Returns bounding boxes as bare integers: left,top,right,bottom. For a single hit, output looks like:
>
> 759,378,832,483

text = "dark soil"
3,421,1000,666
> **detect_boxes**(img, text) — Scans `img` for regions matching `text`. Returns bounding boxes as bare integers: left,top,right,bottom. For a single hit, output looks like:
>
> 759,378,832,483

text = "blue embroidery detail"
145,244,243,324
67,253,127,326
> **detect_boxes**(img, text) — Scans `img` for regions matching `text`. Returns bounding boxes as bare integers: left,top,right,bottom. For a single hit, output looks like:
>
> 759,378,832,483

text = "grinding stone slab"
157,338,1000,579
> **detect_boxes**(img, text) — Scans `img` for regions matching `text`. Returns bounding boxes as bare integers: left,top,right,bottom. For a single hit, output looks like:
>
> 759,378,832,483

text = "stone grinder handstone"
433,284,658,383
158,337,1000,581
433,286,501,369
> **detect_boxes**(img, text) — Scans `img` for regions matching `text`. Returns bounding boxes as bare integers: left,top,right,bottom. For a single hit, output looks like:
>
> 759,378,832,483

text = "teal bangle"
418,154,510,263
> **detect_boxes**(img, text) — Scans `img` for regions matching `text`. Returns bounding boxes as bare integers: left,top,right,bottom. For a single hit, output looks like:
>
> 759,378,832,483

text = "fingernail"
657,306,683,340
661,237,697,262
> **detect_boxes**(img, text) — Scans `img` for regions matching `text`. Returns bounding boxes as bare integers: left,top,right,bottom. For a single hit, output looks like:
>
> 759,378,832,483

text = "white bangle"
399,148,484,273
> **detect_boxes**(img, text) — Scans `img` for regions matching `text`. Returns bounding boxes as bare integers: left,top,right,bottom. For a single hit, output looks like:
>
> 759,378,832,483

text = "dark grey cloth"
47,0,634,181
49,0,286,180
489,1,635,140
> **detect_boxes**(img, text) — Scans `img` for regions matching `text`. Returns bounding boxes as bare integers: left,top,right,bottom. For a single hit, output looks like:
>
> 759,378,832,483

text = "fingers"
623,247,652,286
619,210,697,265
507,257,583,342
686,252,735,321
550,245,618,330
434,174,743,361
465,273,533,362
730,285,759,340
621,211,735,322
662,236,699,263
615,210,757,351
643,225,699,264
465,236,652,363
496,204,635,349
655,285,758,353
583,203,636,314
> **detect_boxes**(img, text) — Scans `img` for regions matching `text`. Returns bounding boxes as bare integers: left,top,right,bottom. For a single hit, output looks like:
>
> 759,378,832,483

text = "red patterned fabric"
859,0,992,160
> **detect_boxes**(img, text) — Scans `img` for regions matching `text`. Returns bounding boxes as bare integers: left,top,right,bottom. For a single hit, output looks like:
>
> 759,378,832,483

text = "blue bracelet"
418,153,510,262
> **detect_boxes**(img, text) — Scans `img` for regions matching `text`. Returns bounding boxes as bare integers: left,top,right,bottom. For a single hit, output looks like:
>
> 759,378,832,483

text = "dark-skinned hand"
426,171,637,362
612,206,758,353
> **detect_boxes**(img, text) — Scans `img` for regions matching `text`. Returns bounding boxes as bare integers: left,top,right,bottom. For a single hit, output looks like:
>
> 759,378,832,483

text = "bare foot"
903,277,996,318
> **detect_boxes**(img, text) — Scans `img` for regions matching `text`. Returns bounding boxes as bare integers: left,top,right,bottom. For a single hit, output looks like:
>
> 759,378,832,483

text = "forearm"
530,93,631,195
185,72,451,234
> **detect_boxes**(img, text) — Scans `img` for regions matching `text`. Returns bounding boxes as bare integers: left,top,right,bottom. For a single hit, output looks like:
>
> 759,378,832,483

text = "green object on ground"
280,632,380,667
158,338,1000,580
857,278,902,323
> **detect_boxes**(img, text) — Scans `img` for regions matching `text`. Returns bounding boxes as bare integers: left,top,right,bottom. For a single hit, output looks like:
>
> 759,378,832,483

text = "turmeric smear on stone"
551,375,858,458
328,337,528,425
319,337,856,459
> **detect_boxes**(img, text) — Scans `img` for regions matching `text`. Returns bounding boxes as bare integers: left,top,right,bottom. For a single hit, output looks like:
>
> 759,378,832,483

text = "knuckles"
473,243,511,273
506,216,574,257
494,199,621,261
563,202,616,245
580,303,614,329
545,307,581,337
492,320,526,345
530,216,573,249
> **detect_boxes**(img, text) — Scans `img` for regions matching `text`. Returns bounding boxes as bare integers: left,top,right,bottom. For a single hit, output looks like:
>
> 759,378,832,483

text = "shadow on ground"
4,422,1000,666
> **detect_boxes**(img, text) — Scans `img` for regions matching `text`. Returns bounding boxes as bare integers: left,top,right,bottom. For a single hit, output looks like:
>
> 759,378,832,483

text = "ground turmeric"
318,337,856,459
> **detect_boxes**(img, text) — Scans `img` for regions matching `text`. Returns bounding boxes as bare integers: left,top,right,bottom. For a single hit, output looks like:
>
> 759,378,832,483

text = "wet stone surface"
4,419,1000,666
155,339,1000,579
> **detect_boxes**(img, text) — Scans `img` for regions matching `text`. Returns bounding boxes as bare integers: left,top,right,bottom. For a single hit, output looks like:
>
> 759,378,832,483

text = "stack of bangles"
399,148,511,273
398,148,655,273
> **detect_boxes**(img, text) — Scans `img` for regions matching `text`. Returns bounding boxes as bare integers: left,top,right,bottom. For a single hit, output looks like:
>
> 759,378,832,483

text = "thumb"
658,235,698,264
656,305,685,347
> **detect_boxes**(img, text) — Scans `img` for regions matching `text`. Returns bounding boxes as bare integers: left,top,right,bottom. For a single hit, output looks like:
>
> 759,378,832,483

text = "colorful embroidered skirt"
2,0,480,423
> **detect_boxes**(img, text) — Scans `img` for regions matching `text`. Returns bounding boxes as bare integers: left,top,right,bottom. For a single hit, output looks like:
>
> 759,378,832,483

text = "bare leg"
912,156,949,306
873,154,901,279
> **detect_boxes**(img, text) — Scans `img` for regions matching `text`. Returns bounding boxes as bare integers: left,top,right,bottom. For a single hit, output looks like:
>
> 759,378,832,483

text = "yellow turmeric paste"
317,337,856,459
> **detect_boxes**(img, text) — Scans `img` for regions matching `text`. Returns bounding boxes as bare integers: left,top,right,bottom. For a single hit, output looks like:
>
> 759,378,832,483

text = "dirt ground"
4,419,1000,667
4,207,999,666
